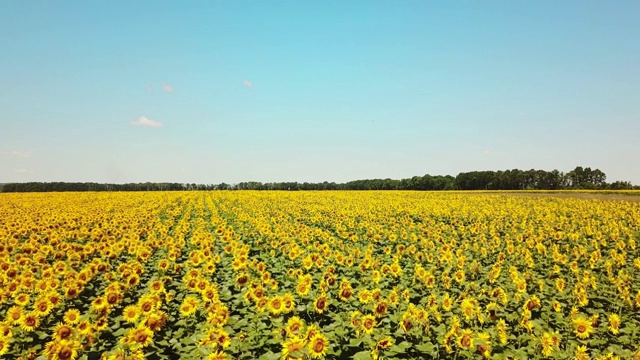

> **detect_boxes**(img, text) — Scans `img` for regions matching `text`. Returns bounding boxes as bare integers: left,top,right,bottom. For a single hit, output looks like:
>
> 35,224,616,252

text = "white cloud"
130,116,163,128
243,80,253,88
484,150,492,155
162,83,174,93
13,168,27,173
11,150,32,158
146,85,153,93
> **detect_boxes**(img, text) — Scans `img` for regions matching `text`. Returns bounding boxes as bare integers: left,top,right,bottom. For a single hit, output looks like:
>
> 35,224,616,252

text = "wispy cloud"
243,80,254,89
130,116,163,128
162,83,174,93
13,168,27,173
146,85,153,93
11,150,32,158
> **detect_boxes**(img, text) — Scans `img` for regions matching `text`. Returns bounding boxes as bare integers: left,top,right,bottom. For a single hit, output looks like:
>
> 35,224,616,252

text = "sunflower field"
1,191,639,360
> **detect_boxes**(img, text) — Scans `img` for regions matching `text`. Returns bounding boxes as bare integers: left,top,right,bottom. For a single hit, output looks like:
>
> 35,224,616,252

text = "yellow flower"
286,316,305,337
314,293,329,314
361,314,376,334
207,351,227,360
123,305,140,323
377,336,393,350
20,311,40,332
608,314,620,334
308,333,329,358
457,329,474,349
573,316,594,339
0,338,8,357
7,305,23,325
281,336,305,360
53,322,74,341
574,345,589,360
126,324,154,348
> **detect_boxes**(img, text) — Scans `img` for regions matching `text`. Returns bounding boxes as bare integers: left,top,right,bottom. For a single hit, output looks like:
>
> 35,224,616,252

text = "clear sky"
1,1,639,184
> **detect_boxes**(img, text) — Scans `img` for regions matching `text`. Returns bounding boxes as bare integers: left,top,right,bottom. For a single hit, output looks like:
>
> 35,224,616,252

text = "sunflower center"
58,347,73,360
313,339,325,353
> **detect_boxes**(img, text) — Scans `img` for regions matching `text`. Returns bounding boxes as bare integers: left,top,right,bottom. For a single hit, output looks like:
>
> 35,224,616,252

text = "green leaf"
414,342,436,353
258,351,281,360
353,350,373,360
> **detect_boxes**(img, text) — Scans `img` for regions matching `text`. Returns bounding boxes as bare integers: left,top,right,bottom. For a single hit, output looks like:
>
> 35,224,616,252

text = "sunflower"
282,293,296,312
388,289,399,306
20,311,40,332
443,330,456,353
144,311,167,332
457,329,474,349
123,305,140,323
573,316,594,339
475,332,491,359
350,311,362,329
53,322,74,341
361,314,376,334
7,305,23,324
281,336,305,360
0,323,11,339
442,293,452,312
268,296,284,315
207,351,227,360
358,289,372,304
540,332,554,357
14,293,30,307
179,302,197,317
286,316,305,337
377,337,393,350
33,297,53,317
47,339,81,360
296,282,311,297
0,338,8,357
574,345,589,360
305,324,320,341
608,314,620,335
127,325,154,348
308,333,329,359
373,300,388,317
90,296,108,313
235,273,249,287
77,319,93,336
314,293,329,313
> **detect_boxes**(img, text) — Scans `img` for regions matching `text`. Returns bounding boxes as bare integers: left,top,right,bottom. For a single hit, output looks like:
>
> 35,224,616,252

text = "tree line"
0,166,636,193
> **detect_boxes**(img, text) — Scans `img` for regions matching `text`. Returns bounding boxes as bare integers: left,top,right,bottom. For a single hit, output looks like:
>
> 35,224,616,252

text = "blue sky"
1,1,639,184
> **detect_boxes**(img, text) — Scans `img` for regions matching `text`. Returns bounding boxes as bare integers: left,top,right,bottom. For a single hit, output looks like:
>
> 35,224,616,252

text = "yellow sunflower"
53,322,74,341
0,338,8,357
207,351,227,360
20,311,40,332
308,333,329,359
314,293,329,314
573,316,594,339
123,305,140,324
281,336,305,360
361,314,376,334
126,324,154,348
457,329,474,349
286,316,305,337
608,314,620,335
7,305,23,325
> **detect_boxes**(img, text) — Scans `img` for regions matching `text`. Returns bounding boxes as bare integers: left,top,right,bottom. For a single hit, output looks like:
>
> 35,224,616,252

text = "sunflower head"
308,333,329,359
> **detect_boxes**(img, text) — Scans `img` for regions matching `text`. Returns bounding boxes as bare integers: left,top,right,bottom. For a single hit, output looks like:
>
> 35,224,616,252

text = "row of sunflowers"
0,191,639,359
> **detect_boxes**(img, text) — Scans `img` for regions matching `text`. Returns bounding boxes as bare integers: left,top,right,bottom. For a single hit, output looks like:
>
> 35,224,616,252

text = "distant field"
481,190,640,203
1,191,639,359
